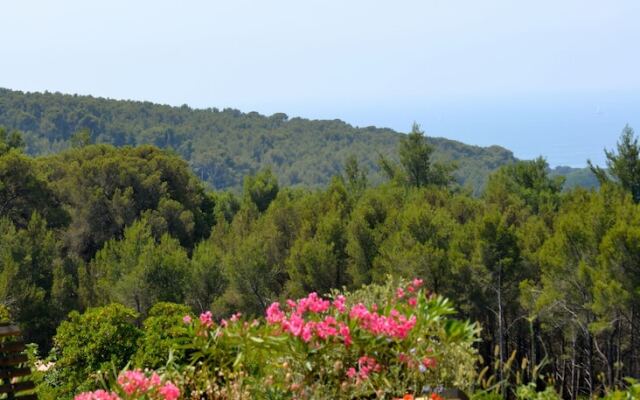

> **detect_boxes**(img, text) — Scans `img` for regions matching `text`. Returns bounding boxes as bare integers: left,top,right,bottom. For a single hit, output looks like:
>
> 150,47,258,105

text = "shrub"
44,304,141,398
172,278,479,399
133,302,192,369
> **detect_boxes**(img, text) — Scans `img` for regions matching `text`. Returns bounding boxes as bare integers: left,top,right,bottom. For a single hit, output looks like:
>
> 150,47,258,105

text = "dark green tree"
243,168,279,212
589,125,640,202
379,123,455,188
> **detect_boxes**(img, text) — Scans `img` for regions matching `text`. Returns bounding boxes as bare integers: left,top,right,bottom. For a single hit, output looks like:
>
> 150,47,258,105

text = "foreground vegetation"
1,123,639,398
37,279,478,399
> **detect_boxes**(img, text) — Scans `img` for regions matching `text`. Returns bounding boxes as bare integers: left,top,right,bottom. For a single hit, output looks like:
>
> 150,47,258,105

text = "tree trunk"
497,263,506,399
570,335,577,400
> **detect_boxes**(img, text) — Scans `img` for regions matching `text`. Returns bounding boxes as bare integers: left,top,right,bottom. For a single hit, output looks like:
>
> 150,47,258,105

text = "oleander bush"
69,279,479,399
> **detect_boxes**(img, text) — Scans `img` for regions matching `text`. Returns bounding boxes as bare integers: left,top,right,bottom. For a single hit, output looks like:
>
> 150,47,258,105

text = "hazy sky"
2,0,639,166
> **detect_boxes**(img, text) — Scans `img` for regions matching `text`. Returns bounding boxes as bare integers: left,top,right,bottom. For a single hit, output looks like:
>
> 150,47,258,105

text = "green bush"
133,302,192,369
43,304,141,398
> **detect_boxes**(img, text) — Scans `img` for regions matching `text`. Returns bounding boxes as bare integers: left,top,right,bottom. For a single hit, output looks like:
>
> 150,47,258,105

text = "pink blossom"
149,372,162,387
346,367,357,378
159,381,180,400
333,295,346,313
284,314,304,336
412,278,424,288
74,390,121,400
118,370,149,395
349,304,416,339
356,356,381,379
230,312,242,322
422,357,437,369
301,321,314,342
182,315,192,324
396,287,405,299
339,323,352,346
408,297,417,307
199,311,213,328
294,292,330,315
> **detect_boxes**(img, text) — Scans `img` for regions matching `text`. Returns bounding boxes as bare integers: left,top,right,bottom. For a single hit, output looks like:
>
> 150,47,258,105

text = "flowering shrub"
75,370,180,400
69,278,478,399
169,278,479,399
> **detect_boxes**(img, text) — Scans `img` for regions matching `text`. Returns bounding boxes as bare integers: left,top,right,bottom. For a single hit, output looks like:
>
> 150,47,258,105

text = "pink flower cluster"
266,293,352,345
397,279,424,298
349,304,416,339
346,355,381,380
267,288,419,343
199,311,214,328
75,391,120,400
74,370,180,400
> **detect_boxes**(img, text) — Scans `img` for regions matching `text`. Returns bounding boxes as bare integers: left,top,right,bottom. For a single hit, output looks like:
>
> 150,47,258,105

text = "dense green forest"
0,120,637,398
0,88,597,194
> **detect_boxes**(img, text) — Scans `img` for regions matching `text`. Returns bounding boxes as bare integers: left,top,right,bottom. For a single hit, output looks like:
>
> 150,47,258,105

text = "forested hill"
0,88,598,193
0,88,520,193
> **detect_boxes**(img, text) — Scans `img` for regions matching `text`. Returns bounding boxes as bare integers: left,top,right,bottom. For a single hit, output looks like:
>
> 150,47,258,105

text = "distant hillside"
549,165,599,191
0,88,588,194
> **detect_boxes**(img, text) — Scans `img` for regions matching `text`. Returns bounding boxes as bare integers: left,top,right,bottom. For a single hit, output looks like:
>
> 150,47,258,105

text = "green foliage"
603,378,640,400
46,304,141,398
134,302,192,369
589,124,640,202
0,149,68,228
86,218,191,314
379,123,455,188
515,383,561,400
39,144,214,259
485,157,564,217
398,123,455,187
243,168,279,212
0,126,25,155
0,88,519,193
0,213,72,348
343,154,368,196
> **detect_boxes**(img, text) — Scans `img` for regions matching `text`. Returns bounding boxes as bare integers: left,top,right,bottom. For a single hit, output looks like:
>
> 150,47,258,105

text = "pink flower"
333,295,346,313
118,370,149,395
230,312,242,322
339,323,352,346
422,357,437,369
356,356,381,379
74,390,121,400
412,278,424,288
159,381,180,400
301,322,314,342
346,367,357,378
408,297,417,307
349,304,416,339
396,287,405,299
266,302,285,324
182,315,192,324
284,314,304,336
149,372,162,387
199,311,213,328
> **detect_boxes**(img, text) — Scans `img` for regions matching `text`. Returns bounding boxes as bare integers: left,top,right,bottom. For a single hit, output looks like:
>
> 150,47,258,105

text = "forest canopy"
0,88,598,194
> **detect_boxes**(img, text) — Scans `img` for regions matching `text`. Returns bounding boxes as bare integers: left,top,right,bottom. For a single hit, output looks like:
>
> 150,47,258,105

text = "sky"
1,0,639,167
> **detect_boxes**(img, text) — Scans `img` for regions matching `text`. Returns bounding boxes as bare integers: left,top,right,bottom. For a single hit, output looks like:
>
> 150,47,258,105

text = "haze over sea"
2,0,639,167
